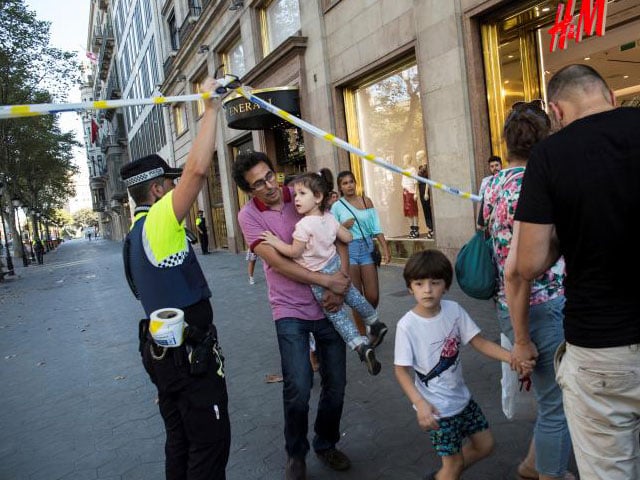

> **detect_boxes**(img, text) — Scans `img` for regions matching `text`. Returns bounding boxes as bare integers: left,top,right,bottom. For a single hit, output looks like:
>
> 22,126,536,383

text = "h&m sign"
548,0,607,52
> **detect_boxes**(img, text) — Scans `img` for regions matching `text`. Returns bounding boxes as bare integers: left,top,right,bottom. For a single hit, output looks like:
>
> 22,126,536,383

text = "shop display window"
482,0,640,159
345,62,430,239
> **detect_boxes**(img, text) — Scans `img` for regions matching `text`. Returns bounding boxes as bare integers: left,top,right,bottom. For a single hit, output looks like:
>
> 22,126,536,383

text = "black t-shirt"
515,107,640,348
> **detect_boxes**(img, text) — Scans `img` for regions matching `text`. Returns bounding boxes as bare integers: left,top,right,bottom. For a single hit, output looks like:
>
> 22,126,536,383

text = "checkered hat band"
124,167,165,187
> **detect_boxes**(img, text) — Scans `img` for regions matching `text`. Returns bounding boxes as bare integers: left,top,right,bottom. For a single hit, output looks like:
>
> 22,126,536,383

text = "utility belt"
138,318,225,378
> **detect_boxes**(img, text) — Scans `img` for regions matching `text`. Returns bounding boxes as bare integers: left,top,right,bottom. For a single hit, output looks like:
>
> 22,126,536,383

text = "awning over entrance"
223,86,300,130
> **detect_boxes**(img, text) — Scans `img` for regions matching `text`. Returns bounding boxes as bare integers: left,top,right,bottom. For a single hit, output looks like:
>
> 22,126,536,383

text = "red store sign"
548,0,607,52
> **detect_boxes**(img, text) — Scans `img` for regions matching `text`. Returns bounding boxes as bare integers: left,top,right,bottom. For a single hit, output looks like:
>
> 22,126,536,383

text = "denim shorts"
428,399,489,456
348,238,374,266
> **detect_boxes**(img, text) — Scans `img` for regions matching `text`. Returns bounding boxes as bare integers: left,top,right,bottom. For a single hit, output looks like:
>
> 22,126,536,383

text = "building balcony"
178,7,202,46
163,52,177,78
97,25,115,81
92,26,103,49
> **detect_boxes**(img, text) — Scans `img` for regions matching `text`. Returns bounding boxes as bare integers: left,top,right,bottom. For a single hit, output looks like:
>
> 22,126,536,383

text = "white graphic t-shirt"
394,300,481,418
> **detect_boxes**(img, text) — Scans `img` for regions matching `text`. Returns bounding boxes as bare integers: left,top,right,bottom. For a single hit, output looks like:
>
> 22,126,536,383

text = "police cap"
120,154,183,188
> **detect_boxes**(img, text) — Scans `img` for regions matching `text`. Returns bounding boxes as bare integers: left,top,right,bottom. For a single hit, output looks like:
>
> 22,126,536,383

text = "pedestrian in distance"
196,209,209,254
394,249,533,480
33,238,44,265
260,171,389,375
481,100,573,480
232,151,352,480
476,155,502,229
119,76,230,480
506,64,640,480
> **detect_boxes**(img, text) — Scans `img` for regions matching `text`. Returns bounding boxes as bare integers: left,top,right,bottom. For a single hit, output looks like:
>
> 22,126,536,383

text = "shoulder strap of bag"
340,198,372,249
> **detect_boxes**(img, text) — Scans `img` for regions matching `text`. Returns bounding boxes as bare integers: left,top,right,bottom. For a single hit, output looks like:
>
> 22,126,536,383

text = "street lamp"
11,197,28,267
0,181,15,275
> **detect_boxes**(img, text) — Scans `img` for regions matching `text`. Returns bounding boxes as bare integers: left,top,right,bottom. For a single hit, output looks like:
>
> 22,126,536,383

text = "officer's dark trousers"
141,303,229,480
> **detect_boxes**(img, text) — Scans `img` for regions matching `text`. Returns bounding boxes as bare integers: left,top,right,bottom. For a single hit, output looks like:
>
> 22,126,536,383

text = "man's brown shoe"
285,456,306,480
315,448,351,471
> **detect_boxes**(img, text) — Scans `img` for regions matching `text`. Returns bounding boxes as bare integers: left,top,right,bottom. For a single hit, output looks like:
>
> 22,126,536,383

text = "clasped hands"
510,340,538,376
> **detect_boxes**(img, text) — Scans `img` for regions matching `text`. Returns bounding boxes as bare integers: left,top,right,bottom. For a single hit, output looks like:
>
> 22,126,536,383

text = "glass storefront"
344,61,431,240
482,0,640,160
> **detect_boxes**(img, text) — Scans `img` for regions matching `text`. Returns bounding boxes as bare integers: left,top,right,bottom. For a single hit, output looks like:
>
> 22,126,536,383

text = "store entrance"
481,0,640,160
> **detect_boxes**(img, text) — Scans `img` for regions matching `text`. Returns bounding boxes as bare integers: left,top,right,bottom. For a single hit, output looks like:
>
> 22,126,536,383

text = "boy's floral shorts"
429,398,489,456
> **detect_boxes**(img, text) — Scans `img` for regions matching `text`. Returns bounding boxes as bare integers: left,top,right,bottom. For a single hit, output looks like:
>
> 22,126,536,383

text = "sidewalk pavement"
0,239,575,479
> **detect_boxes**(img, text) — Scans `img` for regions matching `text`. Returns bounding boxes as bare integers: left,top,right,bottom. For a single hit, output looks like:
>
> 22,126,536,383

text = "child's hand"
415,400,440,431
260,231,278,246
519,360,535,376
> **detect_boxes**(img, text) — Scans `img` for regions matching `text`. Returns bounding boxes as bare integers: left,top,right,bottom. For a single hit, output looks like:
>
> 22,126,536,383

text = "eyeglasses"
250,170,277,191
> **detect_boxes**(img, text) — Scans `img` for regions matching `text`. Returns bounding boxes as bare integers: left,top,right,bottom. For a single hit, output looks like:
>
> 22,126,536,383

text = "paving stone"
0,238,577,479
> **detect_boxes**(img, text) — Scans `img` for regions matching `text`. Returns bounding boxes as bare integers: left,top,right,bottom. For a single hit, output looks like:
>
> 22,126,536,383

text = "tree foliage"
72,208,99,229
0,0,81,214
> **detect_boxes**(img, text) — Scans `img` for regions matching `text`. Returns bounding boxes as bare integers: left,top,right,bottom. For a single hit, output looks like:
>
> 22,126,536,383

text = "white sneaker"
249,276,255,285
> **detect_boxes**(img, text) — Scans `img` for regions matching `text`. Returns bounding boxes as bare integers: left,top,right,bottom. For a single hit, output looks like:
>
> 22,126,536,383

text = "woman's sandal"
517,463,577,480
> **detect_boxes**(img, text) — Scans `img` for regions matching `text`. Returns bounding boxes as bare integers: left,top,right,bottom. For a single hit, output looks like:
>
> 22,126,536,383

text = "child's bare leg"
434,454,464,480
461,429,494,470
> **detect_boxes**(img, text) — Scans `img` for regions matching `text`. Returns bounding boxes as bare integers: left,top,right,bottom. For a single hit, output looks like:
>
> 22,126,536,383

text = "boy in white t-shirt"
394,249,532,480
261,171,388,376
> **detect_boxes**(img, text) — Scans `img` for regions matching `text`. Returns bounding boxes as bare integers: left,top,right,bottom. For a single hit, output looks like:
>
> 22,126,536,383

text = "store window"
223,37,246,79
344,62,428,239
261,0,300,55
274,126,306,178
193,77,207,117
173,103,188,136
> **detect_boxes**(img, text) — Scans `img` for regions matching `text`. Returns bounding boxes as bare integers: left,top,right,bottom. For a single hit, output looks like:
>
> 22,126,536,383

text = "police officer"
196,209,209,254
120,76,230,480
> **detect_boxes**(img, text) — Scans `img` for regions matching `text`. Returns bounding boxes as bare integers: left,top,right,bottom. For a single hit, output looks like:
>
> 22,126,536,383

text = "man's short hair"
488,155,501,165
547,64,609,103
231,151,275,192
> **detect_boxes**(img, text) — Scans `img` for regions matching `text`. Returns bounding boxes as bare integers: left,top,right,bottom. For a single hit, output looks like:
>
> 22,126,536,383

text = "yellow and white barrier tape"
232,86,481,202
0,75,481,202
0,75,240,120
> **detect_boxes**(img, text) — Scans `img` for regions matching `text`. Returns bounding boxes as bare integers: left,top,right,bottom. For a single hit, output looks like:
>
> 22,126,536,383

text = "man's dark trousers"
275,317,346,458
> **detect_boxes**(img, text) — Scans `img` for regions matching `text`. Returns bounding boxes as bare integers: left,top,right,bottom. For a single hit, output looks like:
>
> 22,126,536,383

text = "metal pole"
0,203,14,275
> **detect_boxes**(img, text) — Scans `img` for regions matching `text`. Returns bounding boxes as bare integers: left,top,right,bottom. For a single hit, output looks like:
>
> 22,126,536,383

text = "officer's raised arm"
171,76,221,223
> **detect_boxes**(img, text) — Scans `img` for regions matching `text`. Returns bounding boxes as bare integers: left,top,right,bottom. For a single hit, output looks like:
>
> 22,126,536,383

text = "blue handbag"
455,230,497,300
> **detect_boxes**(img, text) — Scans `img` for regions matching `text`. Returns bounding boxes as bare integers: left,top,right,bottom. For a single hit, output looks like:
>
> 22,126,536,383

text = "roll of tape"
149,308,185,348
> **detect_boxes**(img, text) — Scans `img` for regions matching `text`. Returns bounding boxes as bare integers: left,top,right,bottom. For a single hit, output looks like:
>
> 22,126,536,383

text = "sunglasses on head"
506,98,550,128
511,99,546,112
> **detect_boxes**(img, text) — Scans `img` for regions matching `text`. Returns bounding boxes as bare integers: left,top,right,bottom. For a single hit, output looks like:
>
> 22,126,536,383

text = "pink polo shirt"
238,187,324,321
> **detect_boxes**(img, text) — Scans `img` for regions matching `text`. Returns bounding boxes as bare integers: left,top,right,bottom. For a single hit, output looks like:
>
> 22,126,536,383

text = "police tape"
0,75,240,120
232,86,481,202
0,75,481,202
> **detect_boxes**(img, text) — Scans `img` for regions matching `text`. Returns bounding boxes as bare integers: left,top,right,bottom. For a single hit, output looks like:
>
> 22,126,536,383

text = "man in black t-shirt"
505,64,640,480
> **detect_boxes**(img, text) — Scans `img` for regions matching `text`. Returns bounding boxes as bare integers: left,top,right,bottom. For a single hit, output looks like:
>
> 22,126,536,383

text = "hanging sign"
548,0,607,52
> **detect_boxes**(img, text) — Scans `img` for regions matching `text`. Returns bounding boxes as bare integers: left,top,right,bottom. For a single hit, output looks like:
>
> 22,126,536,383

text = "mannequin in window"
416,150,434,240
401,153,419,238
